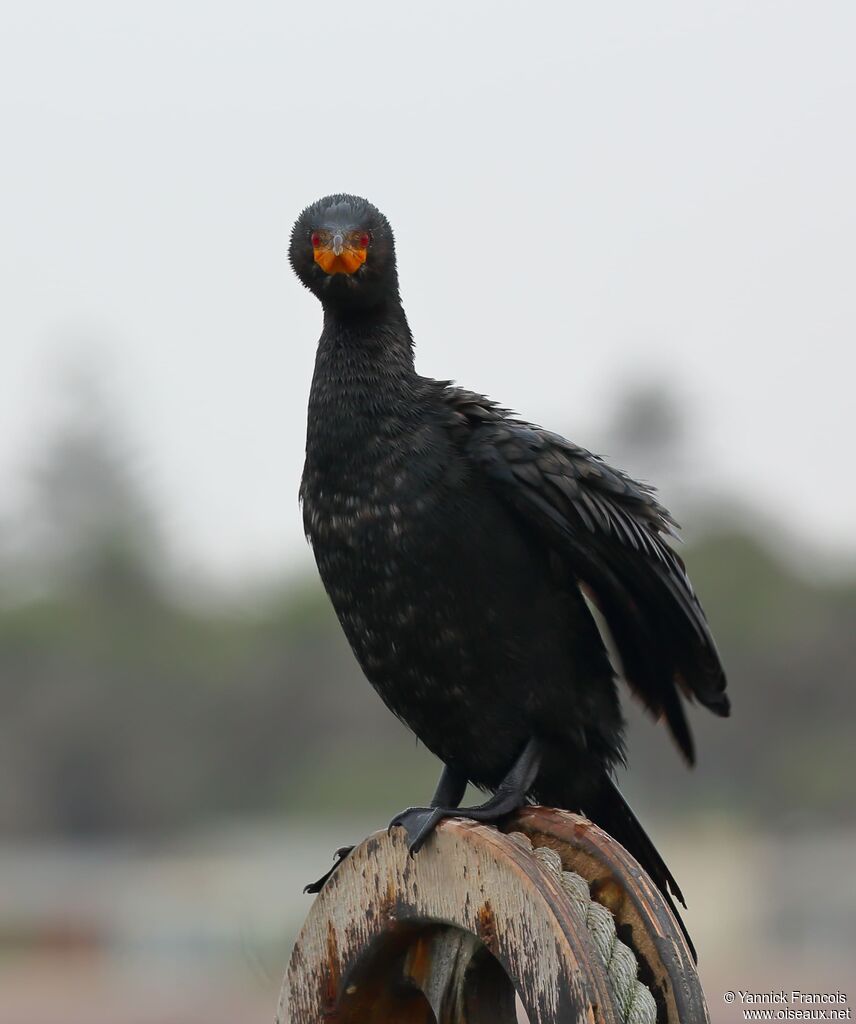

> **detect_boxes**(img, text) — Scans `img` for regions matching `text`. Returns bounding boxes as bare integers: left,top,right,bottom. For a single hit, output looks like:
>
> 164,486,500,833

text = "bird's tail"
585,775,697,963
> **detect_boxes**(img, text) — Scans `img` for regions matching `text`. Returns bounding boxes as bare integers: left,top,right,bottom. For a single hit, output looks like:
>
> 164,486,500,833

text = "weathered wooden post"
279,808,708,1024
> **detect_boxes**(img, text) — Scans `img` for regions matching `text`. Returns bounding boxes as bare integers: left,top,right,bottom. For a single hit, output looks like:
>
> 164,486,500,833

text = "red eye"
359,233,370,248
310,232,321,248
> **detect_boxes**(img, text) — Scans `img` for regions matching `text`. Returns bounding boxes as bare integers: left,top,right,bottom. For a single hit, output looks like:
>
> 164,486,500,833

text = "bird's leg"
389,738,541,855
430,762,470,807
303,845,355,895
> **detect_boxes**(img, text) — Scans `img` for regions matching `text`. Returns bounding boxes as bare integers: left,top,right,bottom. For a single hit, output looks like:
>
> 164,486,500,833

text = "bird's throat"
306,303,422,459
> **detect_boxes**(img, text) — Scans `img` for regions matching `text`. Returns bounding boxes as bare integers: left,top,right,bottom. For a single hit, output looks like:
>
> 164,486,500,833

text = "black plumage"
290,195,729,953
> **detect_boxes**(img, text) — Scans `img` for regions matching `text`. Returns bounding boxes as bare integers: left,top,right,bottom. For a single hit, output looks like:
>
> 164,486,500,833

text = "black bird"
290,194,729,953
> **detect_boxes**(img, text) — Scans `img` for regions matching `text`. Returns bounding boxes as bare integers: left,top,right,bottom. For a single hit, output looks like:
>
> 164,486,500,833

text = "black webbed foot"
387,792,527,854
303,845,354,894
388,738,542,855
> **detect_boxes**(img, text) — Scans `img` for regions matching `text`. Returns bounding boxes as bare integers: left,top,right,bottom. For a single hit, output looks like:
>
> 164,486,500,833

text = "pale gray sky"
2,1,854,583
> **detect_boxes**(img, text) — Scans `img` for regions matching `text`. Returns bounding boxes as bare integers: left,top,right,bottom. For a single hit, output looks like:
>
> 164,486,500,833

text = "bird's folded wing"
445,387,729,764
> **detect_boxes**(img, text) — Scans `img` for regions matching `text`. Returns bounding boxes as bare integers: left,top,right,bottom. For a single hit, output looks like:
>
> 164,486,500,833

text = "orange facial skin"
313,247,367,275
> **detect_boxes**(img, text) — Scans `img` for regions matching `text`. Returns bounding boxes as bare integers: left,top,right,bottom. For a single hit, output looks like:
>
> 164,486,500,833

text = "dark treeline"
0,380,851,838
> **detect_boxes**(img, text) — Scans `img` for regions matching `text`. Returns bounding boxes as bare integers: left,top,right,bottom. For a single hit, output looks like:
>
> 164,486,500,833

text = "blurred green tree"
0,370,851,839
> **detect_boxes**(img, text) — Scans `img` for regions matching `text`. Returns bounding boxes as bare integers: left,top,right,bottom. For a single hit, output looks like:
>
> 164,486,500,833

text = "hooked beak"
314,232,367,275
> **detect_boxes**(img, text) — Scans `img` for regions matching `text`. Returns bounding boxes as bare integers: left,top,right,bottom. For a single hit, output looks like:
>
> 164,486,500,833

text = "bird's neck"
307,299,425,456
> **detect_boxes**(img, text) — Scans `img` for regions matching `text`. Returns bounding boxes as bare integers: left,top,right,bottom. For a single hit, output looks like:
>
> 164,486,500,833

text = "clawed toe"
303,844,354,894
388,806,446,854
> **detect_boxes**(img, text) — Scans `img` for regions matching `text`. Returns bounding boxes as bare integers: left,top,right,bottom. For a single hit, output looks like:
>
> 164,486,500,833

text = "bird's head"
289,194,398,312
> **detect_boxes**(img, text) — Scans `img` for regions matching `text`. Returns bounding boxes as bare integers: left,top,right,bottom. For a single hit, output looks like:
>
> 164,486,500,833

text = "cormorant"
290,194,729,956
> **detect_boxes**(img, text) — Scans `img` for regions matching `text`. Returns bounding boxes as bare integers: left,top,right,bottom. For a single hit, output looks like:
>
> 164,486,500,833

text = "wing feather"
444,386,729,763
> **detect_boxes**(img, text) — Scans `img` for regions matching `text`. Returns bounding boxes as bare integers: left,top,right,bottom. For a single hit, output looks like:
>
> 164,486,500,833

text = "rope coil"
508,833,658,1024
